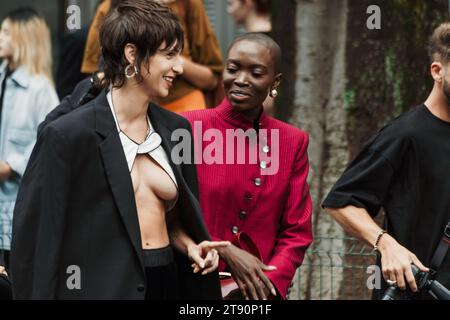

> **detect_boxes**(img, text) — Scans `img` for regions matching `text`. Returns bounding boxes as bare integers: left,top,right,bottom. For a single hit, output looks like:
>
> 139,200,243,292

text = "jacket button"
137,284,145,292
254,178,262,187
260,161,268,169
262,145,270,153
239,211,247,220
232,226,239,234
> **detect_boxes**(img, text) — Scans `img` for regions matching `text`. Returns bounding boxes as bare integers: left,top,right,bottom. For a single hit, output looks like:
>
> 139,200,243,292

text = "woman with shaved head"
183,33,313,300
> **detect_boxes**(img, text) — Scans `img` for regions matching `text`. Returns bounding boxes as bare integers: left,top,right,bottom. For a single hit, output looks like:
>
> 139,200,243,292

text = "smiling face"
138,41,183,99
0,19,15,60
223,39,281,116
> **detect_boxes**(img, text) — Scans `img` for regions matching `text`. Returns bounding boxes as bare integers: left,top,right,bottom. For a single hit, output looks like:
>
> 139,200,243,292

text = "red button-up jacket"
182,99,313,298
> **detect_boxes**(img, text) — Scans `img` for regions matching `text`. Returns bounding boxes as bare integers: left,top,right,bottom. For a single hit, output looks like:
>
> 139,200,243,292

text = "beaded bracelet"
373,230,386,252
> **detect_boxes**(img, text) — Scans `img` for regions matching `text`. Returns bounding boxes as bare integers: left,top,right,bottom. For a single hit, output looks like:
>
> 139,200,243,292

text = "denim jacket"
0,61,59,250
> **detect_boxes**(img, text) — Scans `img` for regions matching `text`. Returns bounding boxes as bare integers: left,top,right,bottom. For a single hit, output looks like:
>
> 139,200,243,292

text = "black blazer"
10,90,221,300
38,75,102,135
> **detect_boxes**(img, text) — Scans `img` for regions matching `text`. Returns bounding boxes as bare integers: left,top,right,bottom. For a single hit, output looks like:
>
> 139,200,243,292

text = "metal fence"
290,236,377,300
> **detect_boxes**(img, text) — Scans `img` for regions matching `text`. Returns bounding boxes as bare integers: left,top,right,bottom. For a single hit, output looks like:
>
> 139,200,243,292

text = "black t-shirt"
322,105,450,298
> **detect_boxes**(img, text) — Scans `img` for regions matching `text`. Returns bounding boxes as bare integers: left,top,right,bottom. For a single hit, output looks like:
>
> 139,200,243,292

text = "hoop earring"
270,89,278,98
125,64,139,79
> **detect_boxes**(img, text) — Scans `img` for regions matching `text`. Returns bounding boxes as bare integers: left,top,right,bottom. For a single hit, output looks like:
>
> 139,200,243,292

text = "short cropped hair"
428,22,450,64
100,0,184,88
228,32,281,74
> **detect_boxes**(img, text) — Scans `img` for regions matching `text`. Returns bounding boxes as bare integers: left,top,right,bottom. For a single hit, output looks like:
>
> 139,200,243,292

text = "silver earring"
270,89,278,98
125,64,139,79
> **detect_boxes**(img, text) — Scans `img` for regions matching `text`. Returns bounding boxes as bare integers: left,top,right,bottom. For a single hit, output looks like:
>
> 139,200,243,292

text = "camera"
381,264,450,300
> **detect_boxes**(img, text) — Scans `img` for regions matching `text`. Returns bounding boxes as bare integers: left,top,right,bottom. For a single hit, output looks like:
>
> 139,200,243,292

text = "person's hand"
219,244,277,300
0,266,7,277
224,287,246,300
378,233,429,292
188,241,231,276
0,161,12,182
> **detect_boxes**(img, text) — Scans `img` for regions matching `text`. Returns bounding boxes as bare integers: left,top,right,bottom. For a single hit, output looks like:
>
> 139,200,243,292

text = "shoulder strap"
430,221,450,271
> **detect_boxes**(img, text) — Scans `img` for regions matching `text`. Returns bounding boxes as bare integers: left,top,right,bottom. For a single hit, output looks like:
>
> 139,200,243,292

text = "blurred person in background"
227,0,272,34
0,7,58,282
55,26,90,100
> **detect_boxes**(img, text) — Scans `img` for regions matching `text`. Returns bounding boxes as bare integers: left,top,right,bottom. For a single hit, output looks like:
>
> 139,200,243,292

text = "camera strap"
430,221,450,272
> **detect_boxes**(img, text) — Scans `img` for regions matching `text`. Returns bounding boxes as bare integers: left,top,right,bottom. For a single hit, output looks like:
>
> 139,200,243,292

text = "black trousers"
143,246,179,300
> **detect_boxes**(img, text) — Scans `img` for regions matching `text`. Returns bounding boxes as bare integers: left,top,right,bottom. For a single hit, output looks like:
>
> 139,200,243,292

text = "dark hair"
228,33,281,73
4,7,40,22
110,0,122,10
428,22,450,64
100,0,184,88
240,0,271,15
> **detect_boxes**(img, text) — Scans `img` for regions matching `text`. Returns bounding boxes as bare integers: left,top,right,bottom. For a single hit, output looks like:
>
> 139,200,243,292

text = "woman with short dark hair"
11,0,228,300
